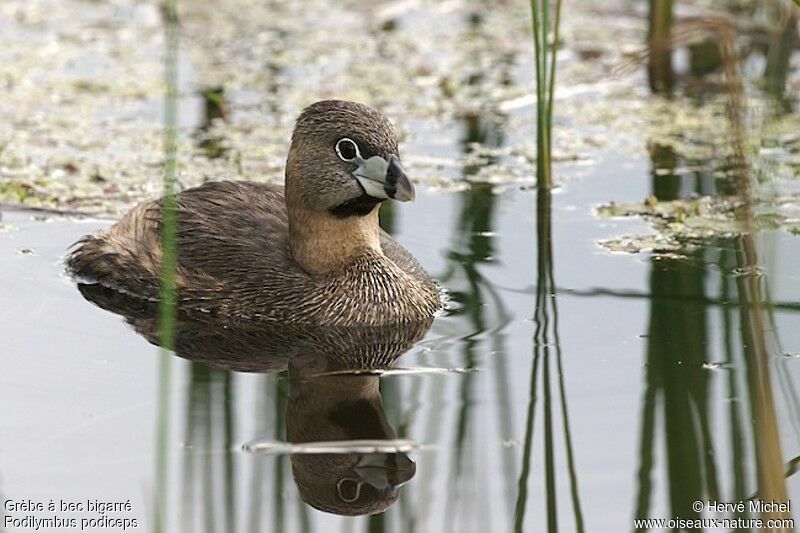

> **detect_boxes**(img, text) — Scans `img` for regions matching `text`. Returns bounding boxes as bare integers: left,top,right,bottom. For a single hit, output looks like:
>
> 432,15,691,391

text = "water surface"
2,1,800,532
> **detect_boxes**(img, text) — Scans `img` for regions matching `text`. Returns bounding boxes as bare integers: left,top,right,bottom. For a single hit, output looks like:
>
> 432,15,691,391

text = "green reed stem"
546,0,561,148
529,0,561,189
160,1,179,350
155,1,178,531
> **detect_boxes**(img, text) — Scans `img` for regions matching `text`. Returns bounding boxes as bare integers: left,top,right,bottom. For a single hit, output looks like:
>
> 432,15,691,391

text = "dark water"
3,1,800,532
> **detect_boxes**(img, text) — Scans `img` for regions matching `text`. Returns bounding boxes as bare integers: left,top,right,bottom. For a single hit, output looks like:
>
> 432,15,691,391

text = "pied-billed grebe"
67,100,442,326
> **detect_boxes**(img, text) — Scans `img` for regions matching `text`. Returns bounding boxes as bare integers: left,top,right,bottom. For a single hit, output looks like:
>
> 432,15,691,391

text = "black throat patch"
329,194,383,218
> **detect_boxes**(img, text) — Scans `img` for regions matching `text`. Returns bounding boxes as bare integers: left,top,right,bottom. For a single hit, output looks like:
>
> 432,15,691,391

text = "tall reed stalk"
529,0,562,188
155,1,179,531
718,20,791,520
514,4,576,530
647,0,674,94
160,1,179,349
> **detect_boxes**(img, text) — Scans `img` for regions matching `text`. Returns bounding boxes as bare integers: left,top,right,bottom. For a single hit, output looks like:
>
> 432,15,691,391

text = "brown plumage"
67,100,441,326
76,282,433,372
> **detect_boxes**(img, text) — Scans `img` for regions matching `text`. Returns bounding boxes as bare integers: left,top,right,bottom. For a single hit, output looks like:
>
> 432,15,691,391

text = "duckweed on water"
1,0,798,220
597,193,800,255
0,180,57,208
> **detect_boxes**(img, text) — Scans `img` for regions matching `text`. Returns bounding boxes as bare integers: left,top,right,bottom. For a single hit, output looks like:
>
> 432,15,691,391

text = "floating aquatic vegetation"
1,0,797,216
0,0,665,215
598,232,688,255
731,265,766,277
596,194,800,255
597,195,742,224
0,180,58,208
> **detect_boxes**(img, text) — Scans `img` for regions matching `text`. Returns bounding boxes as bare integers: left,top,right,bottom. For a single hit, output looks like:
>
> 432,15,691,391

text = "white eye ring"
335,138,361,162
336,478,363,503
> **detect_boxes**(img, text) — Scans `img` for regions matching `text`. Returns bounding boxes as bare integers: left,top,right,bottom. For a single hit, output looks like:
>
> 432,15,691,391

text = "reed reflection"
513,182,584,533
635,145,716,523
634,140,793,527
76,283,432,520
645,0,800,105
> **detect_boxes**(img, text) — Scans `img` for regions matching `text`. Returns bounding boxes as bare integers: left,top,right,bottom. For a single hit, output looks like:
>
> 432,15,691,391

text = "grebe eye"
336,478,363,502
335,138,360,162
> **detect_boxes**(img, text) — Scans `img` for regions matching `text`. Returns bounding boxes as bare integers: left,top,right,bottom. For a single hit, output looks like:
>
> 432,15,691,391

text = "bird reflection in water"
77,283,432,516
286,365,417,515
